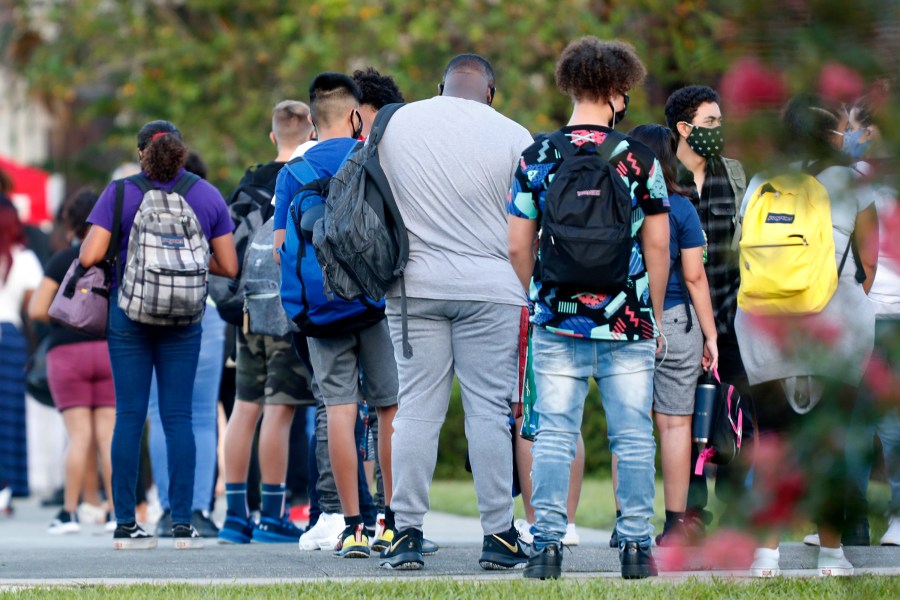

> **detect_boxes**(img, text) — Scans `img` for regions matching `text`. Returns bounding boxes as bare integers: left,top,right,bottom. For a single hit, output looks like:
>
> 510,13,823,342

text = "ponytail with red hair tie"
151,132,168,141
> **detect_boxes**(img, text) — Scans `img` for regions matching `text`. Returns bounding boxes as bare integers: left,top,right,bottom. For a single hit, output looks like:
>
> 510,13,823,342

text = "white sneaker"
373,512,385,545
562,523,580,546
0,486,12,515
818,546,854,576
749,547,781,578
298,512,344,551
803,532,821,546
881,516,900,546
48,510,81,535
78,502,107,525
514,519,533,544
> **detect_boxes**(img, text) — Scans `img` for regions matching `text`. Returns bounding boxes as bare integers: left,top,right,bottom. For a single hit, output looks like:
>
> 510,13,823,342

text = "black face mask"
350,110,363,139
608,94,629,129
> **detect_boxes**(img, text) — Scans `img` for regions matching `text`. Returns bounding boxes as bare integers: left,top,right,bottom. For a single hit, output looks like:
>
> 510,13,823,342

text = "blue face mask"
842,128,871,160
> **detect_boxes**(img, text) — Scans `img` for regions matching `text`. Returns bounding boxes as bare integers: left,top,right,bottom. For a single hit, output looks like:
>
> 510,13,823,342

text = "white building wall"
0,66,52,165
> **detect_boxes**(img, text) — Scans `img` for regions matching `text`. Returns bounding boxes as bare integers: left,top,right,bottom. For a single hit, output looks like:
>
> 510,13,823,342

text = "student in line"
80,120,237,549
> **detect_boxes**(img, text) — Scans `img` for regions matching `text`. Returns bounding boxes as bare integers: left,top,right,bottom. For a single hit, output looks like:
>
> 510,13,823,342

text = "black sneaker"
172,523,204,549
155,509,173,538
191,510,220,538
113,522,157,550
479,526,530,570
524,543,562,580
619,540,657,579
379,527,424,570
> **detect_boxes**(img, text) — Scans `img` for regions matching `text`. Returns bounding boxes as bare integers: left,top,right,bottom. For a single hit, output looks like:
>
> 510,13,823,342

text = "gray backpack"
117,173,209,326
241,217,297,337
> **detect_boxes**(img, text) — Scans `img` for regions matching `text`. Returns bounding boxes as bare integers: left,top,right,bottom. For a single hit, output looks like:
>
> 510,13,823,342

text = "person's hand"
273,249,281,265
702,337,719,373
656,331,665,356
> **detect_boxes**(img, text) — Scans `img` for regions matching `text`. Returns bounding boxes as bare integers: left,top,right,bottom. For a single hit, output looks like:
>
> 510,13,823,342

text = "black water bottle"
692,371,717,443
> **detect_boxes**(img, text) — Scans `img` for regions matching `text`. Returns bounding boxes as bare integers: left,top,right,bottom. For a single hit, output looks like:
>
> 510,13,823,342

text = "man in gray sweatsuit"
376,54,534,571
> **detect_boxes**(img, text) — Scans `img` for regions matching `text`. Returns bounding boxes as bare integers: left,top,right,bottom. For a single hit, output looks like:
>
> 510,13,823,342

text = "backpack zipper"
745,234,808,248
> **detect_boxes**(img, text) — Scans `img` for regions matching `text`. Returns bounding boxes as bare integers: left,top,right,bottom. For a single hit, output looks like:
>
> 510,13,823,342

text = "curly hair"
137,120,187,182
664,86,720,131
555,37,646,103
352,68,404,110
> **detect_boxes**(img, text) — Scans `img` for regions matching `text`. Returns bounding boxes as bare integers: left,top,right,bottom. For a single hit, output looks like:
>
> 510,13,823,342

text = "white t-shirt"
0,247,43,328
379,96,534,305
274,140,319,206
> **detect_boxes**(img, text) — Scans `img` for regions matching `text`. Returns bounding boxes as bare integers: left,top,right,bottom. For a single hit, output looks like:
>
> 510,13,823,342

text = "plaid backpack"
117,173,209,326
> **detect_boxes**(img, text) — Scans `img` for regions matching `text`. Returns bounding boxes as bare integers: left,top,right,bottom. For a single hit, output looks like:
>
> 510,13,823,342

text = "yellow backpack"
738,173,837,315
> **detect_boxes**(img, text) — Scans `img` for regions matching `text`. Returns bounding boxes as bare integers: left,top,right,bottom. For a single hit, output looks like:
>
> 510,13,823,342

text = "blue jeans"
148,308,226,512
108,292,202,525
530,327,656,547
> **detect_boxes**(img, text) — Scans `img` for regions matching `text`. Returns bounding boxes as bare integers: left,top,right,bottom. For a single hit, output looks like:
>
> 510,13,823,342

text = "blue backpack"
278,155,385,338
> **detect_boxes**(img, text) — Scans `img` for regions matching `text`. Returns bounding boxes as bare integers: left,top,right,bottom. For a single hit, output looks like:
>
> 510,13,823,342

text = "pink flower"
818,62,866,105
720,58,787,118
655,544,689,573
702,529,757,570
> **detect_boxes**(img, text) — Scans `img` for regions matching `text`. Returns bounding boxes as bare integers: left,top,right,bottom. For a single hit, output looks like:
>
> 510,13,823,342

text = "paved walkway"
1,498,899,584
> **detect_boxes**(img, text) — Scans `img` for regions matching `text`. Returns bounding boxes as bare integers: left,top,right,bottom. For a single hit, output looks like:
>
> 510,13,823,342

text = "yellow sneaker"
333,523,370,558
371,527,394,552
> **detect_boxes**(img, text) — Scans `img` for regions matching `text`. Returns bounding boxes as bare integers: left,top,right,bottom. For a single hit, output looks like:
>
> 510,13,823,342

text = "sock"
344,514,363,529
664,510,685,531
225,483,249,519
260,483,286,520
754,547,780,559
819,546,845,559
384,506,396,530
616,509,622,521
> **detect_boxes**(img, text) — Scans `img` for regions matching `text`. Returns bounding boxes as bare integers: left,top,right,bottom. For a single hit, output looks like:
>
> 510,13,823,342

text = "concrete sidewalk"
1,498,899,583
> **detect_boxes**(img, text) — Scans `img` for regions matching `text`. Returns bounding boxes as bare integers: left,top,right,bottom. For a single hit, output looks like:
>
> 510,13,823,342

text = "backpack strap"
368,102,405,146
284,158,320,187
108,180,125,263
171,172,201,197
595,129,627,164
548,130,576,160
127,173,156,195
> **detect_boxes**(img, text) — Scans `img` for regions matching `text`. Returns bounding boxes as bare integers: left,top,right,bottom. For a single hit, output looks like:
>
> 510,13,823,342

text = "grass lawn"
430,478,894,542
4,578,900,599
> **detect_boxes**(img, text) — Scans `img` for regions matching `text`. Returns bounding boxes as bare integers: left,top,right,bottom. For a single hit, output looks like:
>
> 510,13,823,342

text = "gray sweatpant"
386,297,521,535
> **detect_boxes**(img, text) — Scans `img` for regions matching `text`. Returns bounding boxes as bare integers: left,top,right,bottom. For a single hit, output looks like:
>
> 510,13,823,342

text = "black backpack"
694,371,751,474
209,164,277,326
312,102,412,357
537,129,633,291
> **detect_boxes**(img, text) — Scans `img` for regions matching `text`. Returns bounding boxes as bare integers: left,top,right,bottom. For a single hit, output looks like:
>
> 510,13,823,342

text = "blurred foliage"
4,0,730,192
5,0,899,480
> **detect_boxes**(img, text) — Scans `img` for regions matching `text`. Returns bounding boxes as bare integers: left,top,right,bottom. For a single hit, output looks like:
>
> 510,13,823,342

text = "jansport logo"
576,189,602,197
765,213,795,224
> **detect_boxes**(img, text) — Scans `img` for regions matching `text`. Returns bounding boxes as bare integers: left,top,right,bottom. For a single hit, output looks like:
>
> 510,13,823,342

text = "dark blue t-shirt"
273,138,359,230
664,193,707,310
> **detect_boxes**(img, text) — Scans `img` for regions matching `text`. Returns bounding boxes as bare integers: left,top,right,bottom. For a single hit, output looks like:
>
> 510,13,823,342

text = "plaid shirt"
679,157,743,337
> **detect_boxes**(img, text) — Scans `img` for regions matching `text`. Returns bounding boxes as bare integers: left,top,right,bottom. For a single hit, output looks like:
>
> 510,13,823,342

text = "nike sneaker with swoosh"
479,526,530,570
379,527,424,570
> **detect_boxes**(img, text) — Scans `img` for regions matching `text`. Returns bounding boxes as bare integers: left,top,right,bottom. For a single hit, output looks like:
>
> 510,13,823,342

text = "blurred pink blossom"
818,62,866,105
701,529,757,570
720,57,787,118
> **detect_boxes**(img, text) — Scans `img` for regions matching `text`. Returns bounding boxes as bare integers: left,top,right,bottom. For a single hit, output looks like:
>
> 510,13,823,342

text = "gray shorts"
653,304,703,416
306,318,399,408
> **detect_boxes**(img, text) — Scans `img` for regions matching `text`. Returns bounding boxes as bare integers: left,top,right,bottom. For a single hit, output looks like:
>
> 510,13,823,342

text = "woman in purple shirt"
80,121,237,549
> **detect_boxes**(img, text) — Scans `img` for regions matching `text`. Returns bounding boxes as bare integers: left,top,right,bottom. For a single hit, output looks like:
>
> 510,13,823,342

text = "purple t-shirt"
88,169,234,272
